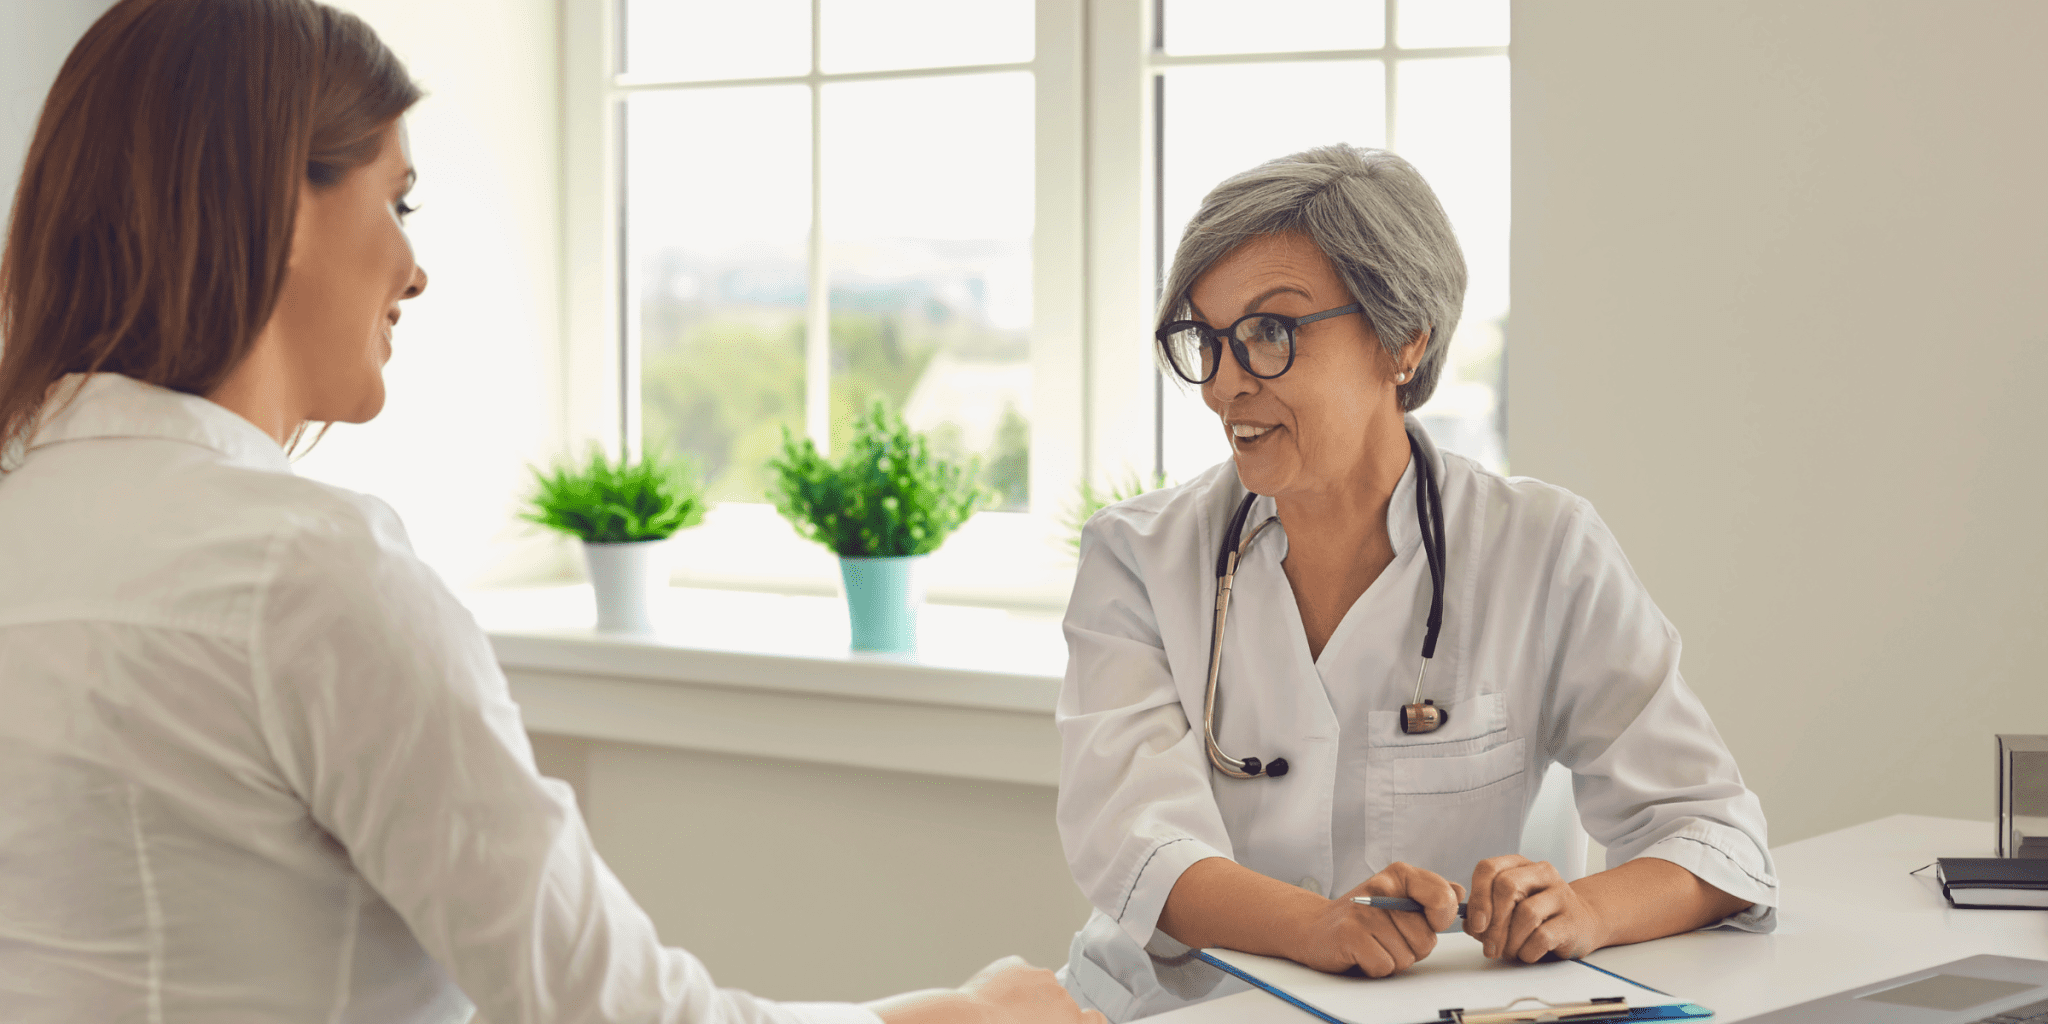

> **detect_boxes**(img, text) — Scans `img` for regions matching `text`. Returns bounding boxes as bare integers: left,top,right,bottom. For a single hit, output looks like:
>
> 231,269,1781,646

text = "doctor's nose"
1205,347,1261,407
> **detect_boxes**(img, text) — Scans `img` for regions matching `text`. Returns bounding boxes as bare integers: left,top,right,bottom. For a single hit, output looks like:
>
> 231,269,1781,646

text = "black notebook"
1937,858,2048,909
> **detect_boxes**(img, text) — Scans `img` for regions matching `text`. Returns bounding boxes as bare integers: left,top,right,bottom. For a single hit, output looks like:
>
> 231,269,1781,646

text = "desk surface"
1145,815,2044,1022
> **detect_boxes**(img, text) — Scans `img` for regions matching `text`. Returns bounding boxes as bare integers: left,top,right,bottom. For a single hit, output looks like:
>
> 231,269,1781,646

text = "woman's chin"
1230,451,1291,494
311,381,386,425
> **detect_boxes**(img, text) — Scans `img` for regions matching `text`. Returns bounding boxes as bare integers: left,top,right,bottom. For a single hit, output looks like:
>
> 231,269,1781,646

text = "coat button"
1299,877,1323,896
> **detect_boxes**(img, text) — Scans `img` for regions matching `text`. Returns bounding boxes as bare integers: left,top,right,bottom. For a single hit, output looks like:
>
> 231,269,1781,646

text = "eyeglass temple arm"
1292,302,1364,327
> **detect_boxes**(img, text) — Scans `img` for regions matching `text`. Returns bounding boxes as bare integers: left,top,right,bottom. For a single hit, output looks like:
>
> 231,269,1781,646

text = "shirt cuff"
1632,823,1779,933
786,1002,888,1024
1115,836,1229,948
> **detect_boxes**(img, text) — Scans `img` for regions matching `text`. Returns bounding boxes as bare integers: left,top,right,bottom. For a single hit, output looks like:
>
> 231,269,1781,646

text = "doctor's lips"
1230,421,1280,447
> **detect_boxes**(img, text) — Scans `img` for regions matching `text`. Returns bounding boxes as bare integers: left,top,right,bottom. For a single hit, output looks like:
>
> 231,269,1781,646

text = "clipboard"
1194,933,1713,1024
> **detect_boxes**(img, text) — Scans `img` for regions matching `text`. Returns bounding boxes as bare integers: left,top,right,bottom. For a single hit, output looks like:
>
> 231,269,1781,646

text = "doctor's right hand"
1297,863,1467,978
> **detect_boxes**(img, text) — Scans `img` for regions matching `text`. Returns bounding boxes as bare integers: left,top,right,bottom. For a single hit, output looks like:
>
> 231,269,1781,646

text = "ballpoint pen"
1352,895,1469,916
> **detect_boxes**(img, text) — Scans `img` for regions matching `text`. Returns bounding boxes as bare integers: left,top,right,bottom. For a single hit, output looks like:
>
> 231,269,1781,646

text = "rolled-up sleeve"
1056,510,1234,947
1539,500,1778,932
250,496,883,1024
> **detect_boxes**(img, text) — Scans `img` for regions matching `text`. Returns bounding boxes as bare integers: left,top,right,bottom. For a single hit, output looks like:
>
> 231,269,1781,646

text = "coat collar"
26,373,293,475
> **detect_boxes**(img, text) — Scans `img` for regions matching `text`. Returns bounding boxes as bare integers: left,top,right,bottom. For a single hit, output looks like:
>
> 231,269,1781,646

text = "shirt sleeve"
1538,499,1779,932
248,496,884,1024
1055,510,1234,948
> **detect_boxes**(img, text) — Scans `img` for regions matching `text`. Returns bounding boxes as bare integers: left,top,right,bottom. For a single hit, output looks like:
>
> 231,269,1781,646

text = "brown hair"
0,0,420,458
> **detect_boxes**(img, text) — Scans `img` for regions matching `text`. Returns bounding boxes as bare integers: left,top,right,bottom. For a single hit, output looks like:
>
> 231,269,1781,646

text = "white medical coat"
1054,421,1776,1022
0,374,881,1024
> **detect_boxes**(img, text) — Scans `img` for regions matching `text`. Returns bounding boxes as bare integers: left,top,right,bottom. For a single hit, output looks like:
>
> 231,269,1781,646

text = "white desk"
1144,815,2045,1022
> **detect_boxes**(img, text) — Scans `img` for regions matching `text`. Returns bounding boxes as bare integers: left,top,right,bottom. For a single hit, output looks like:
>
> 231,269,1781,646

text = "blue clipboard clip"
1433,997,1714,1024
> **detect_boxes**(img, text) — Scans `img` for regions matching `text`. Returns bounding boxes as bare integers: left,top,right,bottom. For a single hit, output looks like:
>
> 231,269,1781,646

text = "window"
562,1,1506,608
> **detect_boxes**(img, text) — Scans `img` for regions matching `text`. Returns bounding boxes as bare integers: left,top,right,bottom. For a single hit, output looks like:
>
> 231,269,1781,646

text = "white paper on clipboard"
1200,933,1688,1024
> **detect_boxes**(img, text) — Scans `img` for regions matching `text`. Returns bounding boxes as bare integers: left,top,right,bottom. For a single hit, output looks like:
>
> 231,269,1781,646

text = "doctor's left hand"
1466,854,1608,962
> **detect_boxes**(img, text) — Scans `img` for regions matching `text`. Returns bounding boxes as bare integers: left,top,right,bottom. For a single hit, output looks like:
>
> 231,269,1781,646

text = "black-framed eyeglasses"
1156,303,1363,384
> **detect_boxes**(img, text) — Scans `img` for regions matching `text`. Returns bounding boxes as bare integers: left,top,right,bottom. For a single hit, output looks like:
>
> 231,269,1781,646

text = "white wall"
1,0,118,215
1511,0,2048,845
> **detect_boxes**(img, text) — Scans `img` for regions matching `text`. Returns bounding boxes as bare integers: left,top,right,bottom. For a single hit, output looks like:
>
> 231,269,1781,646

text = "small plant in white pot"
768,402,989,653
522,448,705,633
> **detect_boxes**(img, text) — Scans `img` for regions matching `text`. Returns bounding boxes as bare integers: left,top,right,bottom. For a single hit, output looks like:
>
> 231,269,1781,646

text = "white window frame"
556,1,1505,609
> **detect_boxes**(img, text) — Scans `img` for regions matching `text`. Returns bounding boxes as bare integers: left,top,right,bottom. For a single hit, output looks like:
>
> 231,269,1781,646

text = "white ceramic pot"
582,538,667,633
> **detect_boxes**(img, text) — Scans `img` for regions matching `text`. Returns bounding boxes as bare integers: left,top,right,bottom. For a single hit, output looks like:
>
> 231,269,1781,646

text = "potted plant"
1060,469,1172,558
522,447,706,633
768,402,990,652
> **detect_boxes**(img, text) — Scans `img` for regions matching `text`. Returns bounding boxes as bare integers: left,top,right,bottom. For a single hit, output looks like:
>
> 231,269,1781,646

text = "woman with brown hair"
0,3,1098,1023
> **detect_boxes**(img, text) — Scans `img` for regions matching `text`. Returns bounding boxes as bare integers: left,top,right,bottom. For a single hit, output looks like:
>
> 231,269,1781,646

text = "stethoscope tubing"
1203,504,1280,779
1202,427,1446,779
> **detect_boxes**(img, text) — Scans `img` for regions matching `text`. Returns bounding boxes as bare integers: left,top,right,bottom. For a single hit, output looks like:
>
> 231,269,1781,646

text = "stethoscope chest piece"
1399,699,1449,735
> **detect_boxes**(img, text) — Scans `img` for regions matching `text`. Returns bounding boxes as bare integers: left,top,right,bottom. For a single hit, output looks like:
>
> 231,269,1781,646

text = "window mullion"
1385,0,1401,150
804,0,829,447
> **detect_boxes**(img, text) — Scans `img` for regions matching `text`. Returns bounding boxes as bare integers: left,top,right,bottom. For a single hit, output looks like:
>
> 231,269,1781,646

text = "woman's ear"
1400,328,1431,373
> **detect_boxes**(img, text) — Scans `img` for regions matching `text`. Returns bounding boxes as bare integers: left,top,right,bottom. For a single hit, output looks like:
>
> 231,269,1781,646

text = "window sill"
466,585,1066,785
655,502,1079,614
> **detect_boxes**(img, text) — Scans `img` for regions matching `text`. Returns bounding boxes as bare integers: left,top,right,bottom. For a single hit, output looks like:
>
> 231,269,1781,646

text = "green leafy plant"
1061,470,1173,556
768,402,990,558
522,447,707,544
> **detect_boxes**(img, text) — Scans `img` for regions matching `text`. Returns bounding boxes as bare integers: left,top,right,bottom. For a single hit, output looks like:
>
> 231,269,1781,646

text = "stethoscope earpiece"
1202,427,1452,777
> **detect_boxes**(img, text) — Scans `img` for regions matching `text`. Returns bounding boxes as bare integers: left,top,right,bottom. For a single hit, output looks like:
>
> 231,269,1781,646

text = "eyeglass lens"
1164,316,1293,382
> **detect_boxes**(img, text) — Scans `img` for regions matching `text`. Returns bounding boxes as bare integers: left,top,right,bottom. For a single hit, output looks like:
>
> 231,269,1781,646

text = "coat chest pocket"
1382,736,1528,801
1378,737,1530,880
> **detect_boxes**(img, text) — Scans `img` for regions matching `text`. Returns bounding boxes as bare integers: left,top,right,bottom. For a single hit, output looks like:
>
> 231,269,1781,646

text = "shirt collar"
1385,452,1422,554
27,373,294,475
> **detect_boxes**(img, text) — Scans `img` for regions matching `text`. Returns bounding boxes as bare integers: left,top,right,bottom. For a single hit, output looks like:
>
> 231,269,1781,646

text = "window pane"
622,0,810,81
628,86,811,504
1158,61,1388,481
1396,56,1509,469
821,0,1033,75
822,73,1034,509
1159,63,1387,248
1396,0,1510,49
1162,0,1384,56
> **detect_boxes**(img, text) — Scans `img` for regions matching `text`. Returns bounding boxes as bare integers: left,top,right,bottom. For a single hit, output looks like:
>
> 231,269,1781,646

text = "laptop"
1743,955,2048,1023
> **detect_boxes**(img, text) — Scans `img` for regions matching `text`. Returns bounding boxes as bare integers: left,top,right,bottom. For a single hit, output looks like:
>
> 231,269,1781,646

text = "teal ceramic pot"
838,554,927,652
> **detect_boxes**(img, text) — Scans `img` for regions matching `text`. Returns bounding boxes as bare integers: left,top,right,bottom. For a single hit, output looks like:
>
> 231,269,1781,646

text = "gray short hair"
1157,145,1467,411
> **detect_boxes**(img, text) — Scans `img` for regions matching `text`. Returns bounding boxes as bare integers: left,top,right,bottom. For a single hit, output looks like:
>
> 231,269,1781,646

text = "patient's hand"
868,956,1105,1024
1294,862,1465,978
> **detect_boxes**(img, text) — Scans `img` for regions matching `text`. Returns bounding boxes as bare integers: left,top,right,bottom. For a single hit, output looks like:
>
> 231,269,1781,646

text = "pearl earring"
1395,370,1409,384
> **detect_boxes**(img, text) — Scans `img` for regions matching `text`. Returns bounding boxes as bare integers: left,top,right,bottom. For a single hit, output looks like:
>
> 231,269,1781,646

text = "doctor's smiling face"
1192,231,1420,501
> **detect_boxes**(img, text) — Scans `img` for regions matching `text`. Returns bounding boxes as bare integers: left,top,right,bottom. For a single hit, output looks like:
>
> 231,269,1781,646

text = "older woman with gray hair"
1053,145,1775,1021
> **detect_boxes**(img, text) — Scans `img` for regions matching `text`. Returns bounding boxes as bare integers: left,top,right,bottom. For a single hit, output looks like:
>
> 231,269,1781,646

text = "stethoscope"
1202,427,1450,780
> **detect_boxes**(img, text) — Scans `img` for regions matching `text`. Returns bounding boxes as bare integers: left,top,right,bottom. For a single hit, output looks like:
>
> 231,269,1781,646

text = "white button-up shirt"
0,373,881,1024
1054,423,1777,1021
